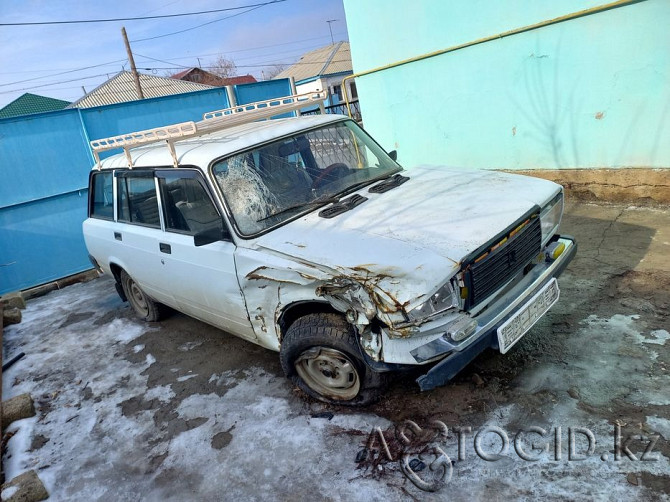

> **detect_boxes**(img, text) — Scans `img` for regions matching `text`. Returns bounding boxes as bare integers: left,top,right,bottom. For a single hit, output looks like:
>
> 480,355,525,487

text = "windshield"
212,119,401,236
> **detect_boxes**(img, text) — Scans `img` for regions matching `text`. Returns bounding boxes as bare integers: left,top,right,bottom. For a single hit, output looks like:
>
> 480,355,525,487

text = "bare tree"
263,63,287,80
208,55,237,79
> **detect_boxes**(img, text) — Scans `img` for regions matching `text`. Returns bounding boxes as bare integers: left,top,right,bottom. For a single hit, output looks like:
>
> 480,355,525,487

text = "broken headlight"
407,280,459,321
540,191,564,246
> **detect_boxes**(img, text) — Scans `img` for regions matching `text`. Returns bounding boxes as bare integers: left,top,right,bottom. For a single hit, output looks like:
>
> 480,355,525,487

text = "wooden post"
121,26,144,100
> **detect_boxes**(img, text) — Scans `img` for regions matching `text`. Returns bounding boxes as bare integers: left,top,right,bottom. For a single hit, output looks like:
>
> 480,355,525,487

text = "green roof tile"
0,93,70,119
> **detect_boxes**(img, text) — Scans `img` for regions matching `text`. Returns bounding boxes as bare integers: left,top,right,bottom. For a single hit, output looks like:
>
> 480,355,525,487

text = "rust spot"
246,266,269,279
595,111,605,120
512,126,516,136
254,314,268,332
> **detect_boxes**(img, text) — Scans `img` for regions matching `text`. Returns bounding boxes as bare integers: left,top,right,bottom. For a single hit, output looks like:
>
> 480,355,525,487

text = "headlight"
407,280,459,321
540,192,563,245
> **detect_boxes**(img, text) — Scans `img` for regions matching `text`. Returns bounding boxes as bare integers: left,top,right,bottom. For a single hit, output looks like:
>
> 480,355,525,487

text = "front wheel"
280,313,386,406
120,270,166,322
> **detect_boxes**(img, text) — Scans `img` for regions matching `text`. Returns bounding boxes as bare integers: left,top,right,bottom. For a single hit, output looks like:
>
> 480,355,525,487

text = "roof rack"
90,91,327,169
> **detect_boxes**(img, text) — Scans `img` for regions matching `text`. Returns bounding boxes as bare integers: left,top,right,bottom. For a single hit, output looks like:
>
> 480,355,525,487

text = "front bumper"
414,235,577,391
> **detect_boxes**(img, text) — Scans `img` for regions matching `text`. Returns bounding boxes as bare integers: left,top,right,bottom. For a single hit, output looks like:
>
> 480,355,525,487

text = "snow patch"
2,486,18,499
145,385,176,403
177,341,203,352
646,416,670,441
110,318,148,344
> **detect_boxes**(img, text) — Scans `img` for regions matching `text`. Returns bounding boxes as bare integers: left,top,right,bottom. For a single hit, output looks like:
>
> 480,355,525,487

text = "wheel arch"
277,300,342,343
109,262,123,282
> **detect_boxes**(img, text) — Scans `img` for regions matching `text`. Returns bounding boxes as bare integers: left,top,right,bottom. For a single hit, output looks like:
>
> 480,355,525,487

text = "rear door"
113,170,171,304
154,169,255,340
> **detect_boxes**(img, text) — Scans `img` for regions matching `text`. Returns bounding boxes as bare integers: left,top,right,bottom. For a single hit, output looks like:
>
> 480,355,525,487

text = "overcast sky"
0,0,349,107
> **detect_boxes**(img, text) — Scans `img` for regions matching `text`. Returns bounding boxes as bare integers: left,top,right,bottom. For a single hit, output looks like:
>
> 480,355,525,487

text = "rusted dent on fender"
245,265,325,286
316,278,376,325
244,262,420,340
254,307,268,333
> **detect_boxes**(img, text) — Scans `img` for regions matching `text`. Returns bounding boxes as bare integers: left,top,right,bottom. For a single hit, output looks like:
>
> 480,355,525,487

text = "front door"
154,169,255,341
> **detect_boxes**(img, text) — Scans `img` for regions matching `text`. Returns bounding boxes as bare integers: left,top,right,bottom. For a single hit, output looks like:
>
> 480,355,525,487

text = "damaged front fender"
316,278,377,325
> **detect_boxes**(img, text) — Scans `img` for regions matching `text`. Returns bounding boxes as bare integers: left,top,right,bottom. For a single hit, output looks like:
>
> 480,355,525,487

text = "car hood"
251,166,561,306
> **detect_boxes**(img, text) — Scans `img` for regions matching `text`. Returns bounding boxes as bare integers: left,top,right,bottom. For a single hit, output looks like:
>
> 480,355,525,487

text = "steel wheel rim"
295,347,360,400
126,278,149,317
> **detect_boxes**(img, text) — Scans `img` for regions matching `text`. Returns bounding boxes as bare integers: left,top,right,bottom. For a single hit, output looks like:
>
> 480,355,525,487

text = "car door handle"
114,232,122,241
159,243,171,254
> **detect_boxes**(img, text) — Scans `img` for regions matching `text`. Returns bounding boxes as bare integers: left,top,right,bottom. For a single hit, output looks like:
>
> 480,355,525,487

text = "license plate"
497,278,560,354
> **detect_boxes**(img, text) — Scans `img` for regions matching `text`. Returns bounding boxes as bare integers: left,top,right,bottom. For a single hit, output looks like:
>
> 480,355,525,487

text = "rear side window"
159,173,222,235
90,172,114,220
117,176,160,228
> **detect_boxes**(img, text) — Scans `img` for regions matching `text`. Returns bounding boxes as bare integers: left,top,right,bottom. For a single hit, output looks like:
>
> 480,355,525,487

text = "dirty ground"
2,201,670,501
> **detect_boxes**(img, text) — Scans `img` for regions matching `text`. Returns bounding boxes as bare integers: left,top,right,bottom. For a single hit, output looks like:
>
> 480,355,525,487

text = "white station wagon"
83,92,576,405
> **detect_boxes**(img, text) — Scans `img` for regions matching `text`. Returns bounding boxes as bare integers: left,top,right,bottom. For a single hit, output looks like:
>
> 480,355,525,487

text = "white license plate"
497,278,560,354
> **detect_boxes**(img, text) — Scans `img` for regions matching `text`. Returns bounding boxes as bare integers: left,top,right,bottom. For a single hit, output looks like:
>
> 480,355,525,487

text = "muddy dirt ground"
2,201,669,501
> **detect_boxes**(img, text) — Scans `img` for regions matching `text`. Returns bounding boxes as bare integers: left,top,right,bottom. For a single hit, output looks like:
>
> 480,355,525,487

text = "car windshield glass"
212,120,401,236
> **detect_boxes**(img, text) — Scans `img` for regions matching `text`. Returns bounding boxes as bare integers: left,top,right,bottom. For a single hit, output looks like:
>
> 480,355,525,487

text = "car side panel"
83,218,172,305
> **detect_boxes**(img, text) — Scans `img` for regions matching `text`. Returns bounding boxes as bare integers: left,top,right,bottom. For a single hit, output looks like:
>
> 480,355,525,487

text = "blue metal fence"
0,79,292,294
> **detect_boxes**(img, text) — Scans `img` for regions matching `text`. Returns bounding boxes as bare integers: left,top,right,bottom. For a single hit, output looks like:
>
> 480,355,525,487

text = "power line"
135,41,340,70
1,38,349,95
140,59,351,71
0,72,114,95
134,53,192,70
130,3,274,43
0,32,346,76
0,1,286,26
0,59,127,88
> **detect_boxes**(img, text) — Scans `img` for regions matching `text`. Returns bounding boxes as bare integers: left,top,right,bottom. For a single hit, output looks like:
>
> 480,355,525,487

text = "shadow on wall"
509,36,580,169
510,34,670,169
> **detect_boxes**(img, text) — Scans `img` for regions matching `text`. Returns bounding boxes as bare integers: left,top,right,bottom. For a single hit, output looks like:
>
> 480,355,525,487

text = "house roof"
171,68,199,80
0,93,70,119
219,75,257,86
67,71,215,109
274,42,352,83
170,68,257,86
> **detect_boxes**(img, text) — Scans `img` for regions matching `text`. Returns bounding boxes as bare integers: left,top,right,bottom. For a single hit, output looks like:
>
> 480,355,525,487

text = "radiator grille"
463,215,541,309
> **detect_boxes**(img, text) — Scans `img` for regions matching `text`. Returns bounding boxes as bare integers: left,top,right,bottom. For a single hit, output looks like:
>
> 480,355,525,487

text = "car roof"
96,114,347,171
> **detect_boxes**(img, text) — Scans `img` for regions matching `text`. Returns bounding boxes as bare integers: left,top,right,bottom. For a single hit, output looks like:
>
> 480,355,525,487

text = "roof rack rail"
90,91,327,169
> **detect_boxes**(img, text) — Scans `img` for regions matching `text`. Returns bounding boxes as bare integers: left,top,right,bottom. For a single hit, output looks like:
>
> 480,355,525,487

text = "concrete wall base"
22,269,100,301
503,168,670,205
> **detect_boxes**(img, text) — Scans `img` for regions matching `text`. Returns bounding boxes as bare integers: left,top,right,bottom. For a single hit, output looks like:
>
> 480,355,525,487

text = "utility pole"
326,19,337,45
121,26,144,100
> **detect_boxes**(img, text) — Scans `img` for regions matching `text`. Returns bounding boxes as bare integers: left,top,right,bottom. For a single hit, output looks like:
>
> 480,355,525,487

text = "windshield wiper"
368,173,410,193
335,169,403,197
257,195,341,222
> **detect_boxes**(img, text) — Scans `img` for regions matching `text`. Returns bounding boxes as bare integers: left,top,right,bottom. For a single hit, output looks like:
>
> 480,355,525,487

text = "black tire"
280,313,387,406
120,270,166,322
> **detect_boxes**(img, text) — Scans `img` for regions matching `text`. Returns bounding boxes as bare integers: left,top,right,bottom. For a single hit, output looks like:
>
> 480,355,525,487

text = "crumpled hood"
251,166,561,306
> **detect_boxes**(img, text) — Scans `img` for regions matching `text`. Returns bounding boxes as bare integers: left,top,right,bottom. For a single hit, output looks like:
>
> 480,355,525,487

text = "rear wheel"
120,270,166,322
280,313,386,406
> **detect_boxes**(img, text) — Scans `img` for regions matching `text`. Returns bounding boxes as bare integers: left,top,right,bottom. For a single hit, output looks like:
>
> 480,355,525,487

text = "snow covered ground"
2,203,670,500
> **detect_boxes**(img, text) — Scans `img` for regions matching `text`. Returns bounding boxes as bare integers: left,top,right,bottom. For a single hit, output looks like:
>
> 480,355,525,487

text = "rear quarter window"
117,176,161,228
90,172,114,220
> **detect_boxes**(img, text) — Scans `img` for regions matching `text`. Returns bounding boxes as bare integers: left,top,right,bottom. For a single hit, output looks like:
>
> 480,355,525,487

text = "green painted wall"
343,0,670,170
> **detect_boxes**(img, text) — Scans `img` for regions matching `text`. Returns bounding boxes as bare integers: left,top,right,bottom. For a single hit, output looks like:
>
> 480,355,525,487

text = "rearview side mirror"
388,150,397,161
194,223,228,246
